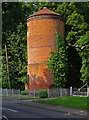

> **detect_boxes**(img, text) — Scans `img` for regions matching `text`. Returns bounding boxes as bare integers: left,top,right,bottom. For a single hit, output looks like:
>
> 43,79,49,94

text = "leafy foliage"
2,23,27,89
47,33,68,87
76,31,89,85
38,89,48,98
66,46,82,87
2,2,33,89
35,2,88,44
2,2,89,89
21,90,28,95
35,2,89,87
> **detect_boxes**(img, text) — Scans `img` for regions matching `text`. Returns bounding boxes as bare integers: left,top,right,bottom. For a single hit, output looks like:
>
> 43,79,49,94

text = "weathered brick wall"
27,14,65,91
27,64,53,91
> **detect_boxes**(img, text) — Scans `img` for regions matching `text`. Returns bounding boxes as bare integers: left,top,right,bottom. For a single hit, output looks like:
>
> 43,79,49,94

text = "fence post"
47,89,49,98
0,88,3,97
6,89,8,97
18,89,20,100
70,86,72,96
60,88,62,97
34,89,35,98
87,87,89,97
57,88,60,97
12,89,14,96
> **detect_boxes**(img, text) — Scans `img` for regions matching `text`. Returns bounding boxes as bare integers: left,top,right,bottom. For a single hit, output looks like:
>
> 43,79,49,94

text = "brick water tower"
26,7,65,91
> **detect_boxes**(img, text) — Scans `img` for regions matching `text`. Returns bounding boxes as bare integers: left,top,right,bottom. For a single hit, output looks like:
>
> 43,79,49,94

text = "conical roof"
28,7,61,18
33,7,60,16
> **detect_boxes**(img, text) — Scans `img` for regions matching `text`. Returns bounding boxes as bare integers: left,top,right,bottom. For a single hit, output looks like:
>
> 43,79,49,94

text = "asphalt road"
2,98,87,120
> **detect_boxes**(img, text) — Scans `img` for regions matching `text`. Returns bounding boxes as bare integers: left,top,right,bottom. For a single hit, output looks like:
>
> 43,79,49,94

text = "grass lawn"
33,96,89,110
20,95,39,100
2,95,39,100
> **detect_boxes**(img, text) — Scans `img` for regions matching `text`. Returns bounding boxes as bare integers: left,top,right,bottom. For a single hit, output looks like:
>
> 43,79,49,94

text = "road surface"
2,98,87,120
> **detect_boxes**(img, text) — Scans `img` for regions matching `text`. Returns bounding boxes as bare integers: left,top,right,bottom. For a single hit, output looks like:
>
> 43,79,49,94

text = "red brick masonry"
26,7,65,91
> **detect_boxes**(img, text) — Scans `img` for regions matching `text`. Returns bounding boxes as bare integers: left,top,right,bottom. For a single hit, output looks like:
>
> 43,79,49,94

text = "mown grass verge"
20,95,39,100
2,95,39,100
33,96,89,110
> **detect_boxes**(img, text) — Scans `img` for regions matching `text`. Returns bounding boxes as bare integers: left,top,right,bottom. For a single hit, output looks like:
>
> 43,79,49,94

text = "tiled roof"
30,7,60,17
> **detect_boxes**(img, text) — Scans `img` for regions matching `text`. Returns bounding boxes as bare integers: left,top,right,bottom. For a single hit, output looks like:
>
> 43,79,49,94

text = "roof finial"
43,4,48,9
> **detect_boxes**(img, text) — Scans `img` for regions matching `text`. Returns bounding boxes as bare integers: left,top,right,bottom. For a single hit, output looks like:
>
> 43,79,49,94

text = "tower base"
27,64,53,91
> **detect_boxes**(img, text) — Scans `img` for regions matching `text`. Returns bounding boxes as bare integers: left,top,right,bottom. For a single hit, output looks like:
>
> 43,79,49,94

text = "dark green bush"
38,89,48,98
21,90,28,95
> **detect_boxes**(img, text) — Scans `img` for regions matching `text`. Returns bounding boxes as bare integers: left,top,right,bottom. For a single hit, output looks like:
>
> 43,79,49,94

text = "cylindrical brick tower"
27,7,65,91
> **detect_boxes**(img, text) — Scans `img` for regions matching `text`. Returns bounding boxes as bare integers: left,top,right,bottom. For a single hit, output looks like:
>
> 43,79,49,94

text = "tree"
47,33,68,88
66,46,82,87
76,31,89,85
35,2,88,87
74,2,89,26
2,2,89,89
2,23,27,89
2,2,34,89
35,2,88,44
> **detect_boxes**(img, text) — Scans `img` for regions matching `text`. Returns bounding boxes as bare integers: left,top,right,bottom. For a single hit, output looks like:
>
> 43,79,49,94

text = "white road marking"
3,108,18,112
3,115,8,120
7,108,18,113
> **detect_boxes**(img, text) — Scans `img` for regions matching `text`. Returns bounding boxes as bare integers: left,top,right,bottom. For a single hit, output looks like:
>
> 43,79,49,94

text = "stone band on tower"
27,7,65,91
